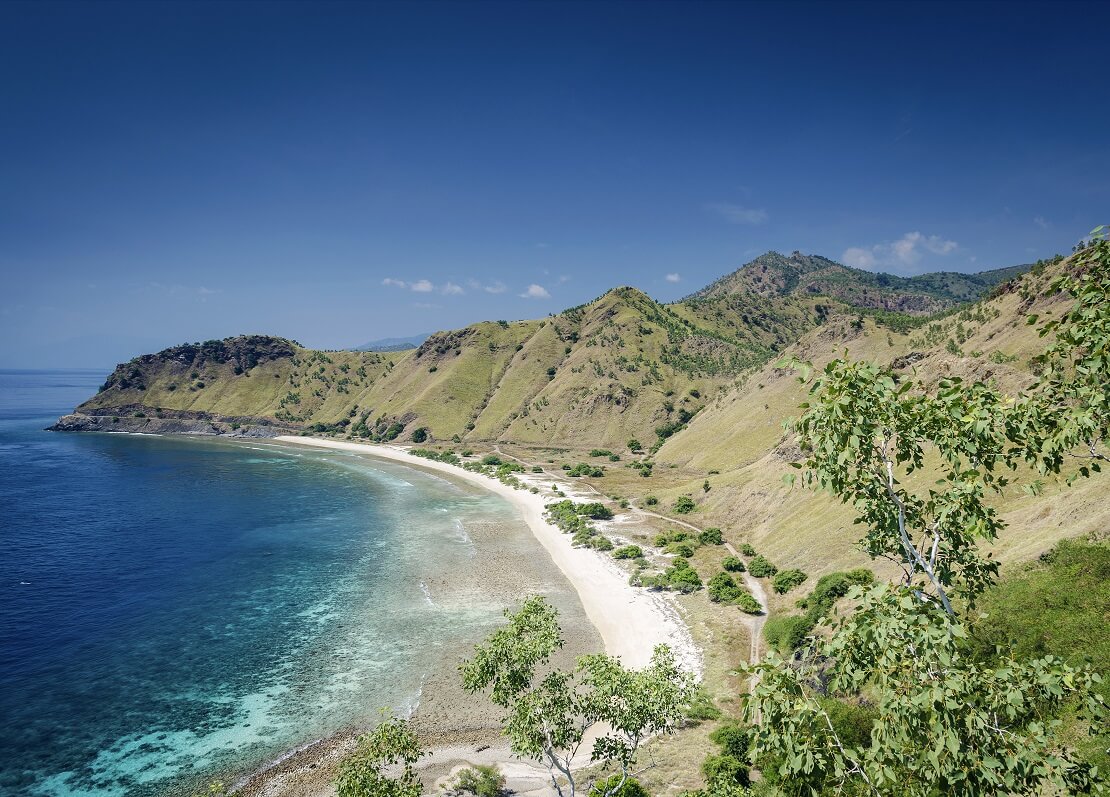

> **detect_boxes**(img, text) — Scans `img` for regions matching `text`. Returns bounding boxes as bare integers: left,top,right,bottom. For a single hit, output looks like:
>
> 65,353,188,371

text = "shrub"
410,427,428,443
608,453,621,461
684,686,722,721
709,724,751,759
763,614,816,653
644,495,659,506
589,535,614,552
589,449,612,458
567,463,604,477
577,502,614,520
699,527,723,545
701,755,750,788
735,593,763,614
589,776,649,797
654,530,692,547
707,572,745,604
673,496,696,514
772,568,808,594
627,438,642,452
662,557,702,593
447,765,506,797
738,543,756,557
613,545,643,560
722,556,745,572
480,454,502,466
748,555,777,578
531,466,543,473
665,542,696,558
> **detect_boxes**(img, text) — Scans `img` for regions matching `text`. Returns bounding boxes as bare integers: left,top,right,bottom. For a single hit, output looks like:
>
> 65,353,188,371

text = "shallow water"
0,370,585,796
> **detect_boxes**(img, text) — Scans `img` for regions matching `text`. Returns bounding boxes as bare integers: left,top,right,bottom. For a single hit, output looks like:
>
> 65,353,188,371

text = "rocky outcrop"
49,405,299,438
96,335,297,393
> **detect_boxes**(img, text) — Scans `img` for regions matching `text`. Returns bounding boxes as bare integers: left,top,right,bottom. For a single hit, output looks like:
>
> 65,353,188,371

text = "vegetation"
673,496,696,514
747,233,1110,796
637,557,702,593
721,556,745,572
770,568,807,594
445,765,506,797
460,597,696,797
335,716,424,797
746,555,777,578
698,527,723,545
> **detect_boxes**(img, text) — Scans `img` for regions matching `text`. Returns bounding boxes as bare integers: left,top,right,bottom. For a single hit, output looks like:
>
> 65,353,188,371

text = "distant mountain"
354,333,430,352
690,251,1029,314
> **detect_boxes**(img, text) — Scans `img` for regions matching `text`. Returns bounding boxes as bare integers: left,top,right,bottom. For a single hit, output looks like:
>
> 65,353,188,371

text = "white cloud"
665,273,681,283
410,279,435,292
841,247,877,270
484,280,507,294
441,281,464,295
520,284,551,299
382,278,407,288
706,202,768,225
841,231,959,273
1034,216,1049,230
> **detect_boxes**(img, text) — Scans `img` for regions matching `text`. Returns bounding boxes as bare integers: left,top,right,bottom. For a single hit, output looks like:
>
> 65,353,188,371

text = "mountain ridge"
51,251,1030,449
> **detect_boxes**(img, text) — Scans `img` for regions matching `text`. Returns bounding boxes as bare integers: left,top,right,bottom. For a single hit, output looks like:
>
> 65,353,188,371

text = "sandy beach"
274,436,697,671
226,436,699,797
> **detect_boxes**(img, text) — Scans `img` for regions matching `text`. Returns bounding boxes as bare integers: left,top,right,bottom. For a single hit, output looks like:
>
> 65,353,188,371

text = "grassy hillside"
66,252,1022,449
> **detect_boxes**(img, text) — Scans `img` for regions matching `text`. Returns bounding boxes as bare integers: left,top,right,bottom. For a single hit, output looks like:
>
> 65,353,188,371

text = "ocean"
0,370,590,796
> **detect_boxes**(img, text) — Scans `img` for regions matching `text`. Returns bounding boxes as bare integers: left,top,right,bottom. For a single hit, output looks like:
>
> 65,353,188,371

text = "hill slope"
52,252,1028,451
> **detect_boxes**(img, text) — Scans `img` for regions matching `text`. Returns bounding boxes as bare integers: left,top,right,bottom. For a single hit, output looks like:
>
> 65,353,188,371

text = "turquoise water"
0,370,566,796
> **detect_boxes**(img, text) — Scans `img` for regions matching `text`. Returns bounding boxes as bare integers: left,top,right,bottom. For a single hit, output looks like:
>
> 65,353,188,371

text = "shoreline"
273,436,698,671
229,435,699,796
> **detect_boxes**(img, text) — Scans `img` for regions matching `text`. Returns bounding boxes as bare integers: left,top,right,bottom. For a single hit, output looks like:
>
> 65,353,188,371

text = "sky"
1,1,1107,368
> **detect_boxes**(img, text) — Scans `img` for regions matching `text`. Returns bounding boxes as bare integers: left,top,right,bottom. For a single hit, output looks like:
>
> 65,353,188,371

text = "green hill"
52,252,1029,449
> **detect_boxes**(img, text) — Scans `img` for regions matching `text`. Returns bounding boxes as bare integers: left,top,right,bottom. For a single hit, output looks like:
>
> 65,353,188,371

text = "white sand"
274,436,698,673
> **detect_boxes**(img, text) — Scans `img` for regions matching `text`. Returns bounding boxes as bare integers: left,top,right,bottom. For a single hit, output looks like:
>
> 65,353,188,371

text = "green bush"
700,755,750,788
627,438,642,452
661,557,702,593
683,685,722,721
709,724,751,759
735,593,762,614
674,496,696,514
448,764,506,797
763,614,814,653
577,502,614,520
644,495,658,506
738,543,756,557
707,572,745,603
589,449,612,458
699,527,723,545
747,555,777,578
567,463,604,477
589,775,649,797
665,542,696,558
589,535,614,552
613,545,643,560
410,427,428,443
772,568,807,594
480,454,502,466
654,529,692,547
722,556,745,572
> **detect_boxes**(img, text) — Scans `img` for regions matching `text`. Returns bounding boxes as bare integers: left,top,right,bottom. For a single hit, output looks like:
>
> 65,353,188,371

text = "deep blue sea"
0,370,562,797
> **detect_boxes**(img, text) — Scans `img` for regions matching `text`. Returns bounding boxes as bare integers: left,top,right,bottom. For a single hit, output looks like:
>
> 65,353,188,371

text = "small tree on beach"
336,715,425,797
461,597,695,797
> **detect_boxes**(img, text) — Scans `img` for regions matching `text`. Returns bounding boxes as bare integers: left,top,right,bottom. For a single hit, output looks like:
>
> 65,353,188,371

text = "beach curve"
274,436,699,673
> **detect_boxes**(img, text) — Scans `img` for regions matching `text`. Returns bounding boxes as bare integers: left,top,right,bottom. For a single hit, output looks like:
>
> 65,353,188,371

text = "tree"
335,716,425,797
461,597,695,797
746,235,1110,795
674,496,696,514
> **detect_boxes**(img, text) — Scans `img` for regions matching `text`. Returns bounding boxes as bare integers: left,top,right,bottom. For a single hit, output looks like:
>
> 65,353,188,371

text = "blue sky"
1,1,1106,368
